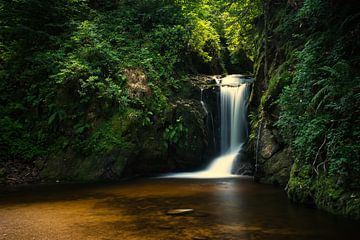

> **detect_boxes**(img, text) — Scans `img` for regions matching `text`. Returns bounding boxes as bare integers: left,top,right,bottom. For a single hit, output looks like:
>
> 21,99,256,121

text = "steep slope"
251,0,360,219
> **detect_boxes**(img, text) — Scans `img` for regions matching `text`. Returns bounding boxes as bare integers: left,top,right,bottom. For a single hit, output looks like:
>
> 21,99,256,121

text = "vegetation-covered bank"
0,0,258,184
251,0,360,219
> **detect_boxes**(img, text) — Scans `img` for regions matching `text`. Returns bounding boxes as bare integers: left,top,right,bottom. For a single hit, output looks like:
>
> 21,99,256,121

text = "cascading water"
163,74,250,178
205,77,249,176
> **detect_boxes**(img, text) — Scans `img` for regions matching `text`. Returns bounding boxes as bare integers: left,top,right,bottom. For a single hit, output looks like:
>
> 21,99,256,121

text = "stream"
0,177,358,240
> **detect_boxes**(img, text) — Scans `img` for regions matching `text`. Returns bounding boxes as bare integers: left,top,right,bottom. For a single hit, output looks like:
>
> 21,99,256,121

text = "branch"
312,136,327,175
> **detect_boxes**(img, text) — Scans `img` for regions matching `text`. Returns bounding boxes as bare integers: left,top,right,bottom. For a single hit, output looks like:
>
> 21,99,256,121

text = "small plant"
163,116,188,149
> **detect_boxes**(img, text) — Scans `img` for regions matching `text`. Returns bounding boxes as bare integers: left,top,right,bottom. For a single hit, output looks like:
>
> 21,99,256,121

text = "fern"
311,84,332,112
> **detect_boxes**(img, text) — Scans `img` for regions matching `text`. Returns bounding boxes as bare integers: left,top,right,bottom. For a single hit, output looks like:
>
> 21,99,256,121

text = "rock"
189,74,221,88
166,209,194,216
262,148,292,186
231,149,254,175
260,126,280,159
193,237,208,240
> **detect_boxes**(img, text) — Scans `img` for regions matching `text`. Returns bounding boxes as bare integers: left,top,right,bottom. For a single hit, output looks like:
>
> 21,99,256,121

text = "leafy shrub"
275,0,360,192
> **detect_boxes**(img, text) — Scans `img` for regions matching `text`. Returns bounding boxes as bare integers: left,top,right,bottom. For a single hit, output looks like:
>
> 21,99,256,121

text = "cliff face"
250,0,296,187
250,0,360,219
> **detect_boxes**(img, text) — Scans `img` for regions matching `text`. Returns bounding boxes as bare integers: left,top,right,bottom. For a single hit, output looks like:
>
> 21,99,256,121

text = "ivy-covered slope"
251,0,360,219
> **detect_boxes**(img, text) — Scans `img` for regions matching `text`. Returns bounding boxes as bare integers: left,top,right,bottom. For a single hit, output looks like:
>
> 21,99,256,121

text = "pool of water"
0,177,358,240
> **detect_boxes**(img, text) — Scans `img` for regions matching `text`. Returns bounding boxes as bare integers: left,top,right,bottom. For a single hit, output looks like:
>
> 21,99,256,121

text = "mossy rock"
259,126,280,159
0,167,5,184
287,161,314,204
40,146,131,182
261,148,292,186
287,162,360,219
314,177,360,220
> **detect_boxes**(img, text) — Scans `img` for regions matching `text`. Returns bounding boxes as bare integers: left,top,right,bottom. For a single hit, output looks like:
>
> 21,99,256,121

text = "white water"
162,75,250,179
200,88,208,114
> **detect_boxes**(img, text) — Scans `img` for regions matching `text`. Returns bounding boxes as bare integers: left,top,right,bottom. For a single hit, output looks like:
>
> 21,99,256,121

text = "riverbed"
0,177,358,240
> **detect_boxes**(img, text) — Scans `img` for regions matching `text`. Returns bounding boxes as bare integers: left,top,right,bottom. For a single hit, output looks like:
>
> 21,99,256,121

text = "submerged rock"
166,209,194,216
193,237,208,240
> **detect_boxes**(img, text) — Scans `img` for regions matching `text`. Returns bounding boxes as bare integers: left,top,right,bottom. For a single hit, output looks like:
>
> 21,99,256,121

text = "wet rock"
193,237,208,240
232,149,254,175
189,74,221,89
166,209,194,216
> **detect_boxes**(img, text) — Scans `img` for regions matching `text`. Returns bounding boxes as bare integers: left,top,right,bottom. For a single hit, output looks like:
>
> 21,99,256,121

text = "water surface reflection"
0,177,358,240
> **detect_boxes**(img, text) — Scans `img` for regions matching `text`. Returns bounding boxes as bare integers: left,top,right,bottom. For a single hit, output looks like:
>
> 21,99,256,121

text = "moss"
287,160,314,204
113,155,127,174
75,158,95,181
0,167,5,184
287,161,360,219
40,148,131,182
314,177,360,220
260,56,295,113
267,61,293,98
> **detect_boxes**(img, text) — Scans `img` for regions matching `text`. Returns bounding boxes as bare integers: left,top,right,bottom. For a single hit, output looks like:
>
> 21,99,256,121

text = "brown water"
0,177,358,240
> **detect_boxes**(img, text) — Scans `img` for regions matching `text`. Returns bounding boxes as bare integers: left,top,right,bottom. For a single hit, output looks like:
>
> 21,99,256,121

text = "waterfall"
220,82,249,154
200,88,208,114
202,75,250,177
162,74,250,178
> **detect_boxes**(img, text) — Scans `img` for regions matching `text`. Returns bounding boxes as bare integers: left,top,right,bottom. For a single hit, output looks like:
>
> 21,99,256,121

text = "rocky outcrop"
1,74,217,184
249,0,294,188
120,75,221,177
250,0,360,219
126,97,211,176
260,147,292,186
259,126,280,159
253,120,292,186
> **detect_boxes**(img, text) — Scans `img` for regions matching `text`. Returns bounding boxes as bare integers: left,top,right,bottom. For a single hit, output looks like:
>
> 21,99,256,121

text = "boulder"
260,126,280,159
261,148,292,186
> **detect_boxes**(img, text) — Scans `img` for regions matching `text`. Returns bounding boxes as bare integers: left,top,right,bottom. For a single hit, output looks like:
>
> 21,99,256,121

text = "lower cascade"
163,74,251,178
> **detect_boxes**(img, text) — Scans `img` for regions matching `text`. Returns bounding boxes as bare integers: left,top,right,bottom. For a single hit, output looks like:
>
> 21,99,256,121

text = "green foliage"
0,117,45,160
260,0,360,218
163,117,188,149
296,0,327,23
84,120,125,154
0,0,261,182
0,167,4,183
176,0,261,67
276,34,360,189
288,164,360,219
222,0,262,61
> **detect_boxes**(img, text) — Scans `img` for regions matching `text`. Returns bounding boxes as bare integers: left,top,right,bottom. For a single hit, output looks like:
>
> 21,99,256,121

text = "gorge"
0,0,359,239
